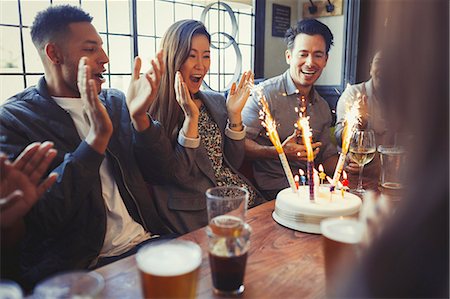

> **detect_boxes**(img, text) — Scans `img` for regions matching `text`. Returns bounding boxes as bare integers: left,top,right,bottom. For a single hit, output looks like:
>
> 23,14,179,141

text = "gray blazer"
152,90,263,234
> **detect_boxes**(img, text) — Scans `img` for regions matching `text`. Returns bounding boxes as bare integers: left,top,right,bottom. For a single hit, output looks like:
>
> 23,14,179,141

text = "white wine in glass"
348,129,376,195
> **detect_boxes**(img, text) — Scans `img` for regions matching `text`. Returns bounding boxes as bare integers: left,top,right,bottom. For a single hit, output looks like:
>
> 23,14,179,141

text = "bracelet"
228,120,243,128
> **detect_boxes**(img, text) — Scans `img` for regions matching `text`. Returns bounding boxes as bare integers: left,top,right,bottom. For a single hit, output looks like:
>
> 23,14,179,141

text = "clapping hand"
226,71,254,128
0,142,58,228
77,57,113,154
127,50,165,132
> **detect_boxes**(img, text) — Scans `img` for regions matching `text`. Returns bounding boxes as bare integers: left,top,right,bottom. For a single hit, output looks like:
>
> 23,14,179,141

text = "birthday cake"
272,185,362,234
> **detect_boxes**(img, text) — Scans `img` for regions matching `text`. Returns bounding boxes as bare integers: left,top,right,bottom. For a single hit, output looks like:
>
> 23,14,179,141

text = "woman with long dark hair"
149,20,265,234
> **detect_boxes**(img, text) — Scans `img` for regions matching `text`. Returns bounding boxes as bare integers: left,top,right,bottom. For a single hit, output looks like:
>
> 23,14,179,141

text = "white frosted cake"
272,185,362,234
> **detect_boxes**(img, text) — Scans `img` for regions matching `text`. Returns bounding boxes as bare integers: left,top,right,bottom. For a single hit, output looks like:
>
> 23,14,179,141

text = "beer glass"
136,240,202,299
206,186,248,223
33,271,104,299
206,222,251,295
321,217,363,297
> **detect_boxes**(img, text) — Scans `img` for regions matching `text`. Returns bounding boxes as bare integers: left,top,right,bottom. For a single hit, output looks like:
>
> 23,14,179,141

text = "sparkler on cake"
331,89,362,187
270,91,362,234
296,108,315,201
256,87,297,193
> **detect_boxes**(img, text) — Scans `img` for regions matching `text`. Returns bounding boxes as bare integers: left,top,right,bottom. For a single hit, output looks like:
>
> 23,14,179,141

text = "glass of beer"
206,186,248,223
136,240,202,299
321,217,363,297
207,220,251,295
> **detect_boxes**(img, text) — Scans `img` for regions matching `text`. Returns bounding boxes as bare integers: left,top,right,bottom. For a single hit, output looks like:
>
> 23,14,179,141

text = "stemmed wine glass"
348,129,376,195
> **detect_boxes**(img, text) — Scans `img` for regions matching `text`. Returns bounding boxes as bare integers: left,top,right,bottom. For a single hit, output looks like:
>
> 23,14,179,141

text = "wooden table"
94,200,326,298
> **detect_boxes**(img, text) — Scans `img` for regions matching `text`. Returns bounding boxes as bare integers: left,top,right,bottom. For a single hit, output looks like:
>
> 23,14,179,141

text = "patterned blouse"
198,105,258,207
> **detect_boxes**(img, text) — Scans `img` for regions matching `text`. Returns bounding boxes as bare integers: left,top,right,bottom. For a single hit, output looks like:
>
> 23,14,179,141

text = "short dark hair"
285,19,334,54
31,5,92,50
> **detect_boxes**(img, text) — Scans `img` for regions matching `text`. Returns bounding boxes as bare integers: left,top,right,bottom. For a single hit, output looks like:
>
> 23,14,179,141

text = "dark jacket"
152,90,266,234
0,77,173,288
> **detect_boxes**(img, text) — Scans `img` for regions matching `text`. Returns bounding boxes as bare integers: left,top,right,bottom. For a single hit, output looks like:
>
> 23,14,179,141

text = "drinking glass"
348,129,376,195
136,240,202,299
33,271,104,299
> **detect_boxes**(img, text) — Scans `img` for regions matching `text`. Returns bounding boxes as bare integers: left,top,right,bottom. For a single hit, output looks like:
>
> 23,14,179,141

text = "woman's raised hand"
226,71,254,119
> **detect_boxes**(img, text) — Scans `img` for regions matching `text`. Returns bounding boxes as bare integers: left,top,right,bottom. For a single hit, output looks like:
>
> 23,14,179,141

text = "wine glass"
348,129,376,195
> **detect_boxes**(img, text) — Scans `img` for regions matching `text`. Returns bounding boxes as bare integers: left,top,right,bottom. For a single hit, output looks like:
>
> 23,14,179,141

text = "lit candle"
296,112,315,202
326,176,334,201
294,175,300,190
299,169,306,186
342,170,349,188
341,170,349,198
318,164,326,185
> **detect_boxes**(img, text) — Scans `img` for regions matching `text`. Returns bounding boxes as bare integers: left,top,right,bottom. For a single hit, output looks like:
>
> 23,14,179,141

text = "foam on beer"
321,218,363,244
136,241,202,276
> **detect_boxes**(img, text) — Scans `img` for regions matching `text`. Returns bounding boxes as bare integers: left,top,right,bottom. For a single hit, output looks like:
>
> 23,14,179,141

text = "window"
0,0,255,102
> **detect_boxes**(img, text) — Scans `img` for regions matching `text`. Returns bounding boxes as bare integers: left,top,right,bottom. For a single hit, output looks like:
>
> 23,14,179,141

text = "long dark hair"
149,19,211,144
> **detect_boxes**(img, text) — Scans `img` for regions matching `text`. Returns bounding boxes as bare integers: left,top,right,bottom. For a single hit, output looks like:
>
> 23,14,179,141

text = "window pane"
107,1,130,34
26,74,42,88
110,75,131,94
23,27,43,73
1,1,19,25
192,5,203,20
108,35,132,73
222,45,237,73
81,0,106,33
138,36,156,72
174,3,192,21
155,1,173,37
137,0,154,36
52,0,79,6
0,76,24,104
20,0,51,27
238,13,252,44
0,26,22,73
240,44,252,72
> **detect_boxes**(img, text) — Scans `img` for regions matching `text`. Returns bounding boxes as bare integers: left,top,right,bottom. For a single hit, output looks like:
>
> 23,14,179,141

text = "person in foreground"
148,19,265,235
0,5,175,288
242,19,339,200
336,1,448,297
1,143,57,281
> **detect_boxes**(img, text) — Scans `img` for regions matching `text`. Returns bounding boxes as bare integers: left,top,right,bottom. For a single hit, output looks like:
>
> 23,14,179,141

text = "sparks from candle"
256,86,297,192
331,88,362,187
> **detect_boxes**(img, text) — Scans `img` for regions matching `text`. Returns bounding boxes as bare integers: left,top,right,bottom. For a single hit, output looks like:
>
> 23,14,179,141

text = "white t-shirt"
52,97,150,258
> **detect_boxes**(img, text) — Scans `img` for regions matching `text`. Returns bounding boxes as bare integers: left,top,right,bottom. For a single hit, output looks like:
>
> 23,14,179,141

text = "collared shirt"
242,70,337,191
335,79,388,148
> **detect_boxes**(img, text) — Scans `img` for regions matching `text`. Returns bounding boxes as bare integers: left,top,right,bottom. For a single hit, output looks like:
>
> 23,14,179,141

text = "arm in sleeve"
0,114,104,236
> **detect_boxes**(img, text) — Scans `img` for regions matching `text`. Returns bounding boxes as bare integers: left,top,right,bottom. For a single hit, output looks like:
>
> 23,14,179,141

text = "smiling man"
0,5,176,288
242,19,338,200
